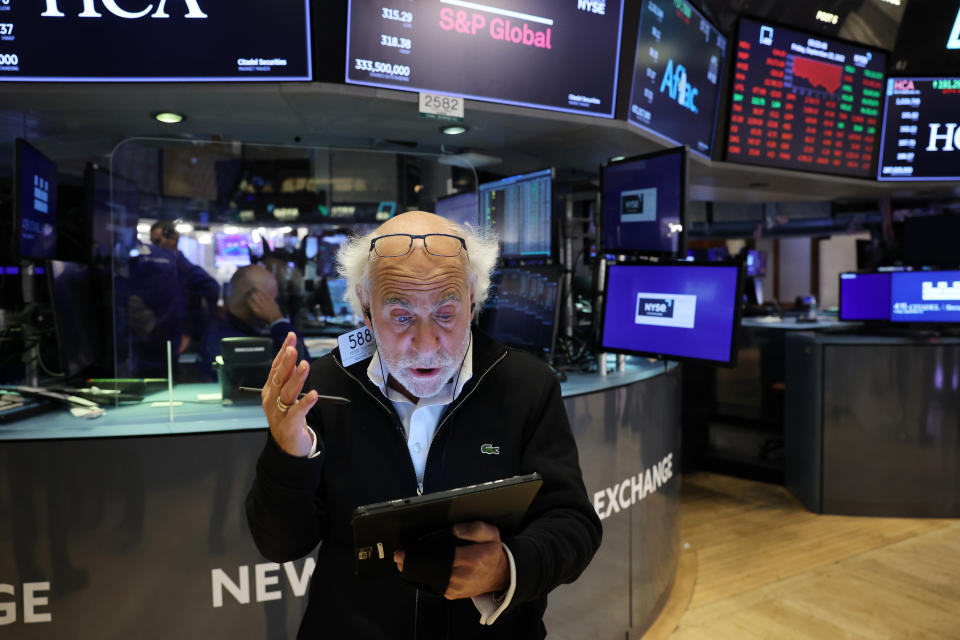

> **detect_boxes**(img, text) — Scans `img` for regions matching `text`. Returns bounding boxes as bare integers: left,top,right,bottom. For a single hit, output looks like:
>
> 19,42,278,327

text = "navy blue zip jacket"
246,329,602,639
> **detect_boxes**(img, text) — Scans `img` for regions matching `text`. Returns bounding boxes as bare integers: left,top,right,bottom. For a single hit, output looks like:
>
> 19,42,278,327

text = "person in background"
147,219,220,355
149,220,180,251
197,264,310,382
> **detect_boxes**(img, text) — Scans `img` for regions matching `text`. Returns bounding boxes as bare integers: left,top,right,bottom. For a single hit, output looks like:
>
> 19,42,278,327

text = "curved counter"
0,358,681,638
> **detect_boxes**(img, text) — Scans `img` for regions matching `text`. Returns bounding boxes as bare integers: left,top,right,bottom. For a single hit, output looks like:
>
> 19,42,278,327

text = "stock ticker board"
725,18,887,178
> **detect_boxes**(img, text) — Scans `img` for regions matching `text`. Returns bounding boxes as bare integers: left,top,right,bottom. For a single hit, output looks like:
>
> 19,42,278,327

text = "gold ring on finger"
276,396,292,412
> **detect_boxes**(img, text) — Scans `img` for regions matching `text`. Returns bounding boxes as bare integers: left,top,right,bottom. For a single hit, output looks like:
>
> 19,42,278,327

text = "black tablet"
351,472,543,579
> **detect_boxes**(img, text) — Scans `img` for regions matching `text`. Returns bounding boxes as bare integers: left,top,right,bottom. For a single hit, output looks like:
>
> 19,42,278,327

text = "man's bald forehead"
373,210,455,236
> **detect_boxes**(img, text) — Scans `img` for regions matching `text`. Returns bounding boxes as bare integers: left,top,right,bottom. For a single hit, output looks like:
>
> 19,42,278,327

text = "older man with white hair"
246,211,601,639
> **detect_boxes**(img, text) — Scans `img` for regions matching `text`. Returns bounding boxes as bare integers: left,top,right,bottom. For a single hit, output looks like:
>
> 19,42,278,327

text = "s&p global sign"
1,0,311,81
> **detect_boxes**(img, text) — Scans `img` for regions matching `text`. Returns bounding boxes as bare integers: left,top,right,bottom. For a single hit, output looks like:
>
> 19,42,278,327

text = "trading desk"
785,332,960,517
0,358,682,639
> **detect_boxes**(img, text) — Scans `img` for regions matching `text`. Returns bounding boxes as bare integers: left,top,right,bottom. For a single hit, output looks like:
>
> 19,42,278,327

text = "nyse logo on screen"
926,123,960,152
41,0,207,19
634,292,697,328
660,59,699,112
576,0,606,15
620,188,657,222
637,297,675,318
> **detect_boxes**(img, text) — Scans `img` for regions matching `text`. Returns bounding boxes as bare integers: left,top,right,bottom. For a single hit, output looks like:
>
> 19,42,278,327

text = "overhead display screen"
878,78,960,181
601,148,686,256
345,0,624,117
0,1,311,81
627,0,727,156
725,17,887,177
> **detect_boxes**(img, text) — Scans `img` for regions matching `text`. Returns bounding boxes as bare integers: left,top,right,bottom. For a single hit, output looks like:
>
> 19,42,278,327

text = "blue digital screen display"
601,149,685,255
17,139,58,260
0,1,311,82
479,168,552,259
435,192,478,227
627,0,726,156
839,272,891,321
601,263,740,364
891,270,960,323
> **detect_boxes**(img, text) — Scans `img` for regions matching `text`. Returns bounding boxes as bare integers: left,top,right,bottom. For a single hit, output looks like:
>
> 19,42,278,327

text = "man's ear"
357,285,374,332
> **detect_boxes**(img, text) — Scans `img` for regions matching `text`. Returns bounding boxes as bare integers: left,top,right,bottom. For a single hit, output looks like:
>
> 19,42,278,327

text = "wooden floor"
650,473,960,640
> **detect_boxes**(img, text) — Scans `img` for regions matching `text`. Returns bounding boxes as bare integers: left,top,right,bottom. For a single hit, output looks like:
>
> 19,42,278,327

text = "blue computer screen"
891,270,960,323
601,263,740,364
17,140,58,259
435,192,479,227
601,149,685,255
478,169,552,260
839,272,891,321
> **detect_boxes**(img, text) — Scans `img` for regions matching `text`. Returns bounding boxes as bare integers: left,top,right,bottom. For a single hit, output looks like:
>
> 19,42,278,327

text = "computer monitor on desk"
478,266,562,362
600,262,743,366
46,260,103,379
216,337,273,404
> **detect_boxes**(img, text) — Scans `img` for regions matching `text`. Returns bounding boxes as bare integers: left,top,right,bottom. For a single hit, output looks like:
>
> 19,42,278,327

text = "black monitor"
627,0,727,157
344,0,625,118
724,17,887,178
600,147,687,257
46,260,102,378
878,78,960,181
478,265,562,361
600,262,742,366
903,214,960,268
839,271,891,322
6,139,58,261
478,168,553,262
435,192,479,227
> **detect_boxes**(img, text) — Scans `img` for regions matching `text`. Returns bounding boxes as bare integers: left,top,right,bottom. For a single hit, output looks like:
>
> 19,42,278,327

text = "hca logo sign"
40,0,207,19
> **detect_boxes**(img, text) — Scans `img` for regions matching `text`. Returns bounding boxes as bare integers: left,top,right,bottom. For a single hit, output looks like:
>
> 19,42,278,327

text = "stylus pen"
237,386,351,405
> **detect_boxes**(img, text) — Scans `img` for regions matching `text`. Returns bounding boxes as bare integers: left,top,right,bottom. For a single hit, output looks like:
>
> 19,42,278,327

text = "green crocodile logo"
480,443,500,455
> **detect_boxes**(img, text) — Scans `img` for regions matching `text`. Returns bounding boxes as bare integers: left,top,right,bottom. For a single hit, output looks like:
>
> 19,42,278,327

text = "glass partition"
106,139,480,383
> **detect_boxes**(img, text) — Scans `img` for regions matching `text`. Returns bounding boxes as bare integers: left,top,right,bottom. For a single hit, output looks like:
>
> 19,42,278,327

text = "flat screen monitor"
627,0,727,157
725,17,886,178
325,277,353,318
903,214,960,268
600,262,742,366
878,77,960,181
891,270,960,323
600,147,686,257
0,1,312,82
344,0,624,118
478,168,553,261
478,266,562,360
46,260,102,377
435,192,479,227
214,233,252,269
10,139,58,261
839,272,891,321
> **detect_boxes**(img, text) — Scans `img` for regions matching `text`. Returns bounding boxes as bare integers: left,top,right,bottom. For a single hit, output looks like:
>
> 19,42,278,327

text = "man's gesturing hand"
261,332,317,457
445,521,509,600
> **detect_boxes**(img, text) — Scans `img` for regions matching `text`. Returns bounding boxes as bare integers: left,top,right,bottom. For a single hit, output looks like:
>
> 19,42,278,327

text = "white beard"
373,325,471,400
